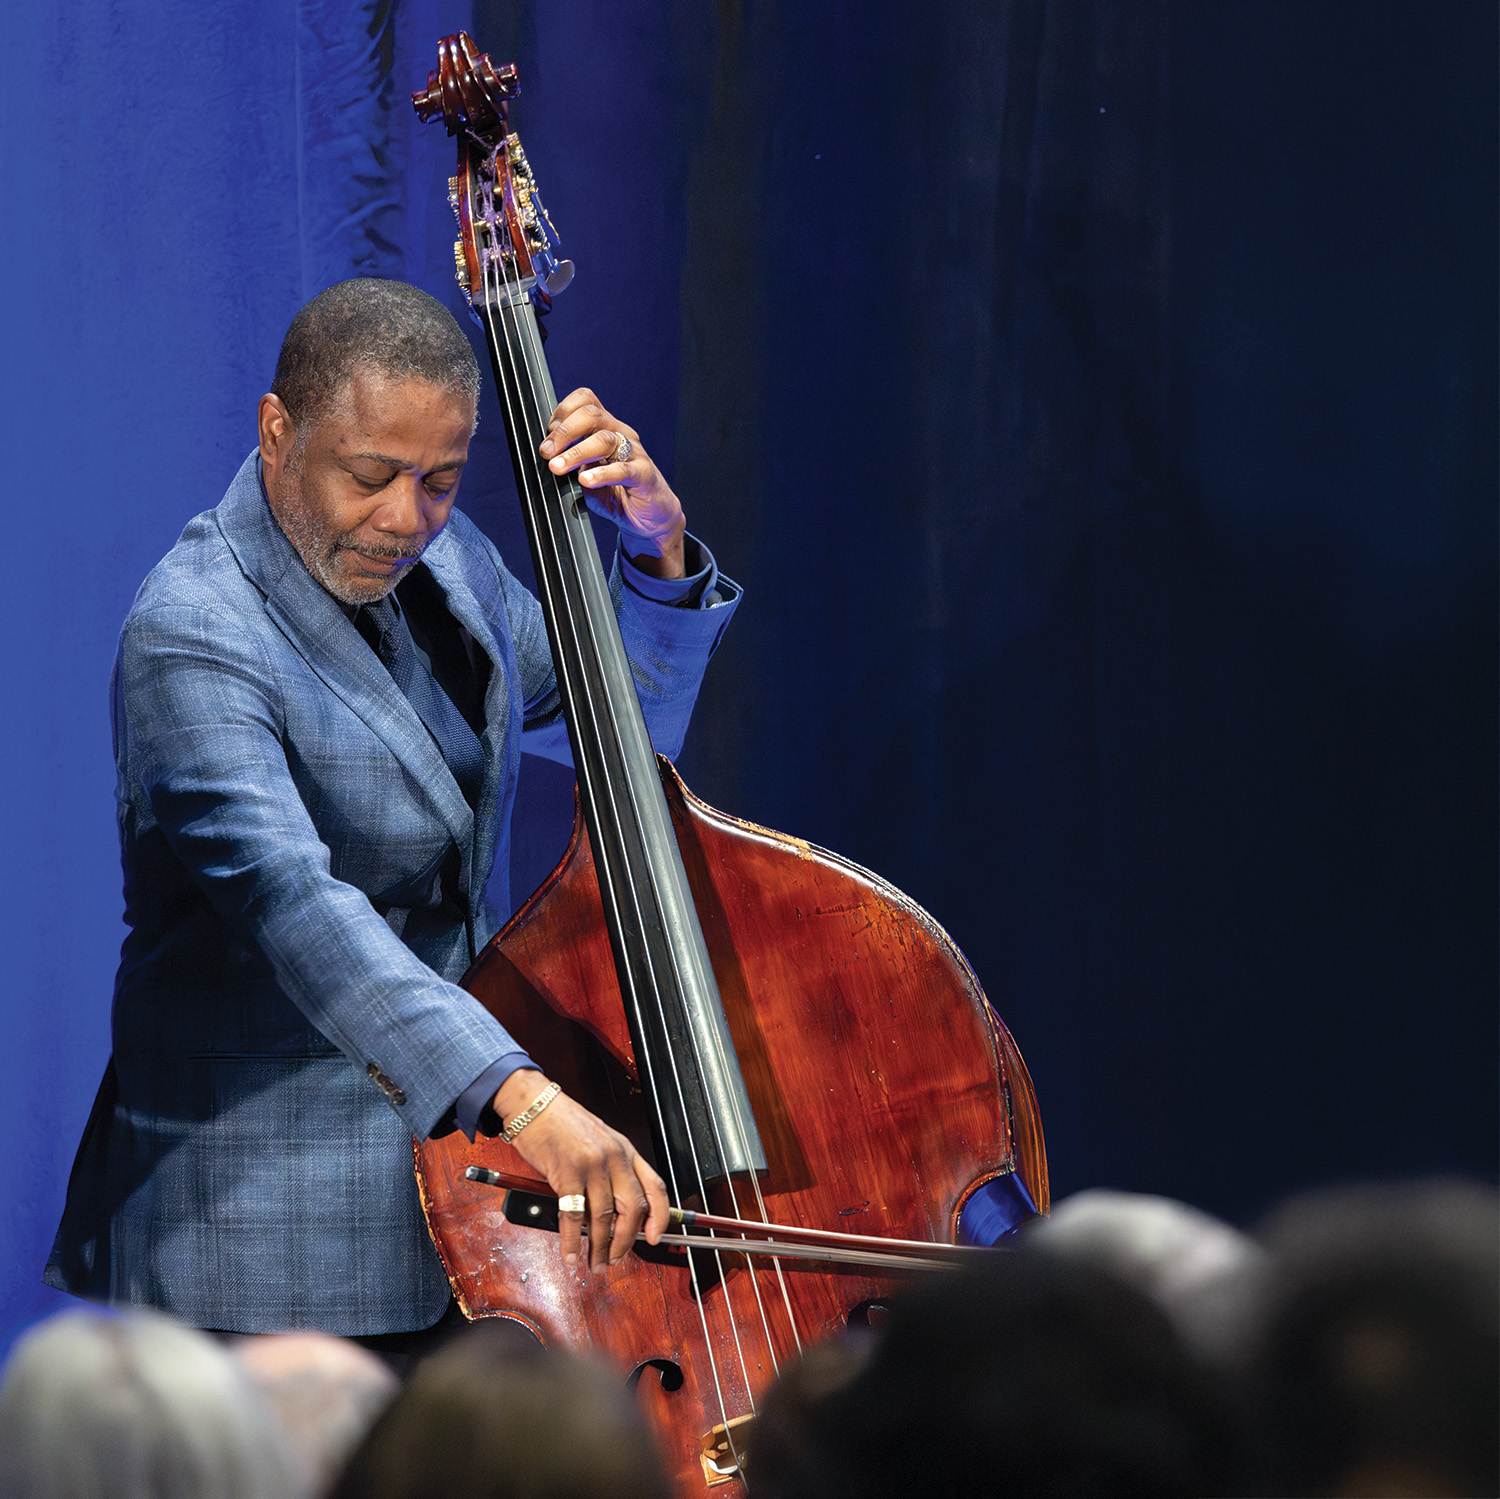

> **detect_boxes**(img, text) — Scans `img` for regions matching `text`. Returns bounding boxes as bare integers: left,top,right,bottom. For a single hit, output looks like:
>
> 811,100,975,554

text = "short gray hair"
0,1308,298,1499
271,278,480,430
231,1332,397,1497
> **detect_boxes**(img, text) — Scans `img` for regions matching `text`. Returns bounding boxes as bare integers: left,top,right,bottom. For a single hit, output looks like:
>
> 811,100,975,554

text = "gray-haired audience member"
232,1332,397,1499
0,1307,297,1499
1251,1177,1499,1499
747,1250,1241,1498
1028,1188,1267,1364
329,1323,670,1499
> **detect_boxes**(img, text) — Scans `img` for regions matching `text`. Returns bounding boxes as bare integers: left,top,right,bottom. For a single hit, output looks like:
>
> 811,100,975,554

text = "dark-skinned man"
45,278,738,1354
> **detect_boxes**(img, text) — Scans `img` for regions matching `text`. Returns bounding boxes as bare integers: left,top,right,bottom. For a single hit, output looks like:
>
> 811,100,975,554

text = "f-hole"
629,1358,685,1393
846,1299,890,1330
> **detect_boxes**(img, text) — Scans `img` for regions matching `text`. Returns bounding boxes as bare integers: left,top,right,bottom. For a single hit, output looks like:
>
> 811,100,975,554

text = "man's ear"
258,393,296,470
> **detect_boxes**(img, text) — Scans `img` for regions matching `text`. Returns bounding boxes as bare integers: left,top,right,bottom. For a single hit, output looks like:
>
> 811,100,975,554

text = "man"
45,279,739,1338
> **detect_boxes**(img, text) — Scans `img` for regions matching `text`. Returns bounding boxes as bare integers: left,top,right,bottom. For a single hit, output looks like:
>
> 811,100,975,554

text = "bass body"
419,762,1045,1490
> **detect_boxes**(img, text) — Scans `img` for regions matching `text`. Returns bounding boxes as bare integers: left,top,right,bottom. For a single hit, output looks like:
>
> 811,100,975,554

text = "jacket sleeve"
484,531,741,767
120,602,522,1141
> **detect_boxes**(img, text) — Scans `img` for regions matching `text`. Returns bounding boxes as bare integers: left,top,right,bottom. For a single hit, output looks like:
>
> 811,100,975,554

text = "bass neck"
476,286,766,1192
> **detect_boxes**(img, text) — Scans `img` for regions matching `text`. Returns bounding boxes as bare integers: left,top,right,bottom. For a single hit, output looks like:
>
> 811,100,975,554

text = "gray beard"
275,471,427,606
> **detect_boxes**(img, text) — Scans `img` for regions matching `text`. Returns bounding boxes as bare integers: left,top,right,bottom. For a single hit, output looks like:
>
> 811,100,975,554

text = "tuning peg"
453,240,470,290
534,244,574,296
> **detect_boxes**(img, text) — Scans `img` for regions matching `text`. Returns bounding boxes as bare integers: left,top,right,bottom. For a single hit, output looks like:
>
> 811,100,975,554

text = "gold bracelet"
499,1080,562,1144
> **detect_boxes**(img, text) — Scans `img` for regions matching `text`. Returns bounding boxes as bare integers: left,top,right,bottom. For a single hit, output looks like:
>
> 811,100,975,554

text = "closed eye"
350,469,396,491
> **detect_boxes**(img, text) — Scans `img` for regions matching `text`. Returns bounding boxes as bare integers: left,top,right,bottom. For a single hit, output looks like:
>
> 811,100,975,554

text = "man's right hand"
491,1069,670,1273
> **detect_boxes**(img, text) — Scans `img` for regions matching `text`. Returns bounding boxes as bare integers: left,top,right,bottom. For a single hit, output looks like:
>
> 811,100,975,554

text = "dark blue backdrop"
2,0,1493,1356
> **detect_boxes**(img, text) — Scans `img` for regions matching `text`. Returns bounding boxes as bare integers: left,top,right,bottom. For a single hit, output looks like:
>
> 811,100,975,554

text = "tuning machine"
536,252,575,296
504,132,575,297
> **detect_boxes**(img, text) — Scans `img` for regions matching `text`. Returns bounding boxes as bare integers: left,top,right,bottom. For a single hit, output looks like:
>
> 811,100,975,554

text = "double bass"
410,34,1047,1494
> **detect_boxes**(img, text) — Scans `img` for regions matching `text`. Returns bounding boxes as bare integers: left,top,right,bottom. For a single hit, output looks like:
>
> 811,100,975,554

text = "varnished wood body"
417,761,1047,1495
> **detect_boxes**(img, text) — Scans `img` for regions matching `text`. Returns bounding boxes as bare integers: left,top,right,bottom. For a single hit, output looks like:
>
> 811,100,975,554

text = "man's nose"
370,476,432,536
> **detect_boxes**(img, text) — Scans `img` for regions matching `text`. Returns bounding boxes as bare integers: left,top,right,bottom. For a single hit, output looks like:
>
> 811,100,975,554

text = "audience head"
751,1250,1239,1499
231,1331,397,1499
1028,1188,1266,1364
1250,1177,1499,1498
11,1178,1483,1499
746,1340,870,1498
0,1306,297,1499
329,1321,670,1499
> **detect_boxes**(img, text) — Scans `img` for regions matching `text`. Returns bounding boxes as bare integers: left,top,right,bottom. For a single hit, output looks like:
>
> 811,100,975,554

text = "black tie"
357,594,485,810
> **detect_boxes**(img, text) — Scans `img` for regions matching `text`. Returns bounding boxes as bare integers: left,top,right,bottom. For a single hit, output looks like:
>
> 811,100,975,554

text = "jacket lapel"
421,535,516,908
213,453,475,854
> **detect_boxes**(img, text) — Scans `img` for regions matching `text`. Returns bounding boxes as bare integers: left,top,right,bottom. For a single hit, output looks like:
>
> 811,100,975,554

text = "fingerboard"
477,286,766,1192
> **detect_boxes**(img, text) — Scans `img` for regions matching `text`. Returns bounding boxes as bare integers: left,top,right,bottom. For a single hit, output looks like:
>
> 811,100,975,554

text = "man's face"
258,370,475,606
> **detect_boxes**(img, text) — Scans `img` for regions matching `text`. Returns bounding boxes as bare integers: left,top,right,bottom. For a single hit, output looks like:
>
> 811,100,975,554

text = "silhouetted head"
328,1323,670,1499
1027,1189,1266,1364
746,1339,870,1499
1251,1178,1499,1498
231,1331,397,1499
751,1250,1241,1499
0,1307,296,1499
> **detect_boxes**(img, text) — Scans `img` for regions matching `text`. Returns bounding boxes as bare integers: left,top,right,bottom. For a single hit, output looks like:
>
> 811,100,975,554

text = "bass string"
486,284,719,1261
464,196,685,1240
479,265,709,1234
482,278,754,1452
501,283,803,1371
476,132,814,1412
485,268,779,1417
474,198,753,1451
501,251,807,1372
498,292,810,1374
487,210,810,1438
475,249,695,1223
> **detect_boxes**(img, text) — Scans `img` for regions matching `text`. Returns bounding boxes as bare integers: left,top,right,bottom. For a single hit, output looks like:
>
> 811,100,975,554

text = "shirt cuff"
451,1051,538,1142
619,532,723,608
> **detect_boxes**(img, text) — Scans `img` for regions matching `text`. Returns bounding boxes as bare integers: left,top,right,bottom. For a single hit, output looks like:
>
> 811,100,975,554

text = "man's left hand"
538,388,686,580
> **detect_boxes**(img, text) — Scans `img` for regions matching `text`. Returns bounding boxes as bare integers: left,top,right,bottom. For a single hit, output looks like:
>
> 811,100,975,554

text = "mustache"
334,536,429,561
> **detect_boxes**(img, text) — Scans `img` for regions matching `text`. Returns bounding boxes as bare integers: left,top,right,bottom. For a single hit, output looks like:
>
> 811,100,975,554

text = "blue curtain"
2,0,1494,1357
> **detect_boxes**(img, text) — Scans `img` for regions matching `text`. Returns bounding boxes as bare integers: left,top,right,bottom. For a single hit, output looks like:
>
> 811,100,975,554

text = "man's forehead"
310,369,476,457
332,367,473,417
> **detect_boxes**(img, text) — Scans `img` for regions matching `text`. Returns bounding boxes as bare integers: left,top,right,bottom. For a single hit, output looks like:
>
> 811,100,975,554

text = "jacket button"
366,1062,405,1107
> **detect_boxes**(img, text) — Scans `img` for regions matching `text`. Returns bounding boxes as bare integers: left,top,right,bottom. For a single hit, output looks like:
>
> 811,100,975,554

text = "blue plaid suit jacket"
44,451,738,1334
